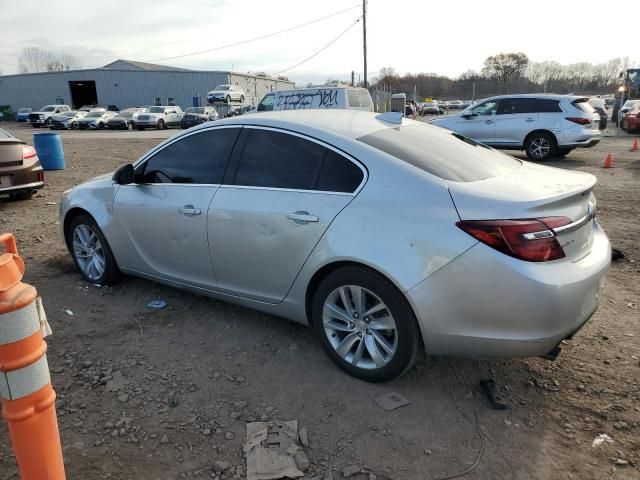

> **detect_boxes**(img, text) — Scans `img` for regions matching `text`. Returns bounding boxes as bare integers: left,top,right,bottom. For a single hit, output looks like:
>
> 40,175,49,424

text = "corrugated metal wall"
0,69,294,111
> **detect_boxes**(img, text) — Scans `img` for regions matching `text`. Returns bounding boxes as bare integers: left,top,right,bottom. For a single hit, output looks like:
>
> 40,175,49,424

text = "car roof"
190,109,420,140
479,93,585,101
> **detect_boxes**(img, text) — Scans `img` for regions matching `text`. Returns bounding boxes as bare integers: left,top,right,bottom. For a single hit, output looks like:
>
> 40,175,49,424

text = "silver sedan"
60,110,611,382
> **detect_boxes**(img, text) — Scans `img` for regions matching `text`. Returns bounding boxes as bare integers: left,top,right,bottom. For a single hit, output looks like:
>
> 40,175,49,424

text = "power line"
274,16,361,75
150,5,360,63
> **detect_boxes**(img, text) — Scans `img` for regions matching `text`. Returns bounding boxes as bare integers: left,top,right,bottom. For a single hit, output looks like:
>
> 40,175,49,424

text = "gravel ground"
0,122,638,480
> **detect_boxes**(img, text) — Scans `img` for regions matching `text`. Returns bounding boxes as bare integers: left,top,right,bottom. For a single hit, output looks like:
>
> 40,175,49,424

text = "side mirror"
461,112,477,119
113,163,135,185
257,104,265,112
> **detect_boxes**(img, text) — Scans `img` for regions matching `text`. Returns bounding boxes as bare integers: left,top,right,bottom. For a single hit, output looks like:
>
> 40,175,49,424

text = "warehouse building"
0,59,294,112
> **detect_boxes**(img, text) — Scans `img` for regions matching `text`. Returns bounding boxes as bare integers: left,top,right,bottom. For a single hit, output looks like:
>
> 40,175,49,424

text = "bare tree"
482,52,529,92
58,53,79,71
18,47,80,73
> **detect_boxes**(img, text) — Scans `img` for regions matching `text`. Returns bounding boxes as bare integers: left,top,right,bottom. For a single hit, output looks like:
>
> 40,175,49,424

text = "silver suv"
430,94,601,161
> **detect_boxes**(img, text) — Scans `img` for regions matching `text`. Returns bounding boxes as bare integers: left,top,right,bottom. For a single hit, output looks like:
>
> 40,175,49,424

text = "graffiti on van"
276,89,339,109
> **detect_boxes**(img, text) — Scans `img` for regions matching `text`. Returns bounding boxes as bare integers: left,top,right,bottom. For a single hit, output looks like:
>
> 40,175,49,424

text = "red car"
621,104,640,132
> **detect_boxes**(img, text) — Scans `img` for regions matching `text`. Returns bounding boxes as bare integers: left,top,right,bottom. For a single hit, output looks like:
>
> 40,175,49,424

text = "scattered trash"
245,421,304,480
592,433,614,447
374,392,410,411
64,309,74,316
480,379,507,410
145,299,167,309
44,201,56,206
611,248,625,261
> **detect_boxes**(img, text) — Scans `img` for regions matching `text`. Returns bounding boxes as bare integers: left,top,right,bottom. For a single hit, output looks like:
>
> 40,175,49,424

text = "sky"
0,0,636,85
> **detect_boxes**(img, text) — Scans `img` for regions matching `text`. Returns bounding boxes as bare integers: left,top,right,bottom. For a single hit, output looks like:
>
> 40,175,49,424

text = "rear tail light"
456,217,571,262
21,145,37,160
37,171,45,182
565,117,592,125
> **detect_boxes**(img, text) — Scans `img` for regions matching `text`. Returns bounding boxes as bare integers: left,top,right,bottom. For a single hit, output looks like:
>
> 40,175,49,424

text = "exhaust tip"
539,345,562,361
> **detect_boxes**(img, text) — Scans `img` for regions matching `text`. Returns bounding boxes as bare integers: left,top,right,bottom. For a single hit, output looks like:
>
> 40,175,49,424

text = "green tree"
482,52,529,91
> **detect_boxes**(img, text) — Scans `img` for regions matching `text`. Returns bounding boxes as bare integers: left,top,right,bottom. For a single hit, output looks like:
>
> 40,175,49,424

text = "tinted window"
497,98,536,114
234,130,325,190
536,99,562,112
141,128,239,184
359,124,520,182
573,100,596,114
234,129,363,192
316,150,363,193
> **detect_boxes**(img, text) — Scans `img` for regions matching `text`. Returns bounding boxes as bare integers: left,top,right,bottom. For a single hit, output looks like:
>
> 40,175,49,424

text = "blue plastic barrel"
33,132,65,170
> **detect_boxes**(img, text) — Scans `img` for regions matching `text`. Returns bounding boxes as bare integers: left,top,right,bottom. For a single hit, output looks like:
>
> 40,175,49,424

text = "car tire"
67,214,121,286
240,95,245,103
312,266,421,382
556,147,574,157
98,122,104,129
157,119,166,130
127,122,133,131
8,190,34,201
525,132,556,161
45,118,52,127
226,95,231,104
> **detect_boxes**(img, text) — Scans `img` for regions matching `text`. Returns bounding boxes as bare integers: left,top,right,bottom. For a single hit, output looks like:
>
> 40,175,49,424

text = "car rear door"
112,127,240,289
493,97,538,146
454,99,497,145
208,127,365,303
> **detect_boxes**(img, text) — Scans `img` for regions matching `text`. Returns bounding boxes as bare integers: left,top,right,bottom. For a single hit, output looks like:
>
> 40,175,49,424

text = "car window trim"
130,125,242,186
222,125,368,196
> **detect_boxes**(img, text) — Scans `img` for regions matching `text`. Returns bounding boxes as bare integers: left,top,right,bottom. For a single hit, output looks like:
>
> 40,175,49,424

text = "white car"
49,111,88,130
207,85,245,104
135,106,183,130
76,111,118,129
430,94,601,161
29,105,72,127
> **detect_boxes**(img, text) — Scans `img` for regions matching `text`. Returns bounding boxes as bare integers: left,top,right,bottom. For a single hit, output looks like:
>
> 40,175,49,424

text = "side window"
497,98,536,115
470,100,498,116
141,128,239,184
535,99,562,113
234,130,325,190
316,150,364,193
347,90,361,108
259,94,275,111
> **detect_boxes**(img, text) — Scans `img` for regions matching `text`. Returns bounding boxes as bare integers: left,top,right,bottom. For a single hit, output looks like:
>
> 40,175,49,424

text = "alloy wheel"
529,137,551,159
72,224,106,281
323,285,398,370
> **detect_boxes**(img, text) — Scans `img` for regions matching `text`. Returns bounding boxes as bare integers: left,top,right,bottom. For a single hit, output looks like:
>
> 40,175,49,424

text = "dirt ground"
0,122,638,480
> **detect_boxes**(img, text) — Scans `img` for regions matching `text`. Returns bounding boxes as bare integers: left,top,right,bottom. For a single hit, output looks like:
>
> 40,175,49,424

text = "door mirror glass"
113,163,135,185
461,111,477,119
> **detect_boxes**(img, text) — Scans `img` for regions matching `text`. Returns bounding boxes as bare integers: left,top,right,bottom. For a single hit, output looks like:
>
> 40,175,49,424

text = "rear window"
358,124,520,182
573,99,596,114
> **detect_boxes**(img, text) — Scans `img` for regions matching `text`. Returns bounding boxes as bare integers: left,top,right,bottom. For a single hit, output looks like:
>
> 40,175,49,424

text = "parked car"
618,100,639,128
16,108,32,122
589,97,608,130
421,102,444,115
430,94,601,161
107,111,137,130
621,103,640,132
460,100,473,109
78,104,119,112
0,127,44,200
60,110,610,382
135,106,183,130
131,106,152,125
180,106,219,128
29,105,72,127
76,111,118,129
448,100,464,110
207,85,245,104
49,111,88,130
255,86,374,113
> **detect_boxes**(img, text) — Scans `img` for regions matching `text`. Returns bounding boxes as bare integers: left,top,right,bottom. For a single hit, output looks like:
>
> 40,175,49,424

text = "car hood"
79,117,103,122
207,91,228,96
429,114,459,127
51,115,73,121
139,112,162,117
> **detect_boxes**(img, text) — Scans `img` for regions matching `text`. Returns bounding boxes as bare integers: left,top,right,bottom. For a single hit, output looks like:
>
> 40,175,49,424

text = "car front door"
493,97,538,146
208,127,365,303
112,127,240,289
454,100,498,144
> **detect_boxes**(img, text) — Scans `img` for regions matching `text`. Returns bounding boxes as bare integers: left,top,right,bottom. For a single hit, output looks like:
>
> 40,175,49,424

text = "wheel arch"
63,207,93,248
524,129,558,148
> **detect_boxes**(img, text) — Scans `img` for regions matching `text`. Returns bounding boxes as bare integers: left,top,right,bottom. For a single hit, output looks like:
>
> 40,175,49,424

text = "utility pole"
362,0,367,88
351,71,355,87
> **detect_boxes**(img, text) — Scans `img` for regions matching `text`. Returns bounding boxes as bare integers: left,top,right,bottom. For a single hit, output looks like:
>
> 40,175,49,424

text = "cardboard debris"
374,392,410,411
245,421,304,480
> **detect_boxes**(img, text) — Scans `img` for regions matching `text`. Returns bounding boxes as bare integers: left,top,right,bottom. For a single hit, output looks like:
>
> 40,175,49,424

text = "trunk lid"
448,162,597,261
0,139,24,167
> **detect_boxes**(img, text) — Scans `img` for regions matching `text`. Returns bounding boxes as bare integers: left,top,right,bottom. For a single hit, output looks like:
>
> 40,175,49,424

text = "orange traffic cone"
631,139,638,152
603,152,613,168
0,233,66,480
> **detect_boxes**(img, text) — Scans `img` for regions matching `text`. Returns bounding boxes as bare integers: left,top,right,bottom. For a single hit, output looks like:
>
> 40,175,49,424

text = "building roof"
102,59,191,72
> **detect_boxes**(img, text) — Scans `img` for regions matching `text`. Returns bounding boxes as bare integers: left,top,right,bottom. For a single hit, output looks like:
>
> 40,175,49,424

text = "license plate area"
0,175,14,187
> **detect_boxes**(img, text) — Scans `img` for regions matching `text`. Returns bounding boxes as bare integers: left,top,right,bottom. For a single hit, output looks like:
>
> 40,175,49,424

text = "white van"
256,86,373,112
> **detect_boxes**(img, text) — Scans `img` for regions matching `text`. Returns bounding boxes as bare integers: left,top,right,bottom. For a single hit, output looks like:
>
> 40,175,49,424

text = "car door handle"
485,120,494,124
526,118,535,122
287,211,318,224
179,205,201,216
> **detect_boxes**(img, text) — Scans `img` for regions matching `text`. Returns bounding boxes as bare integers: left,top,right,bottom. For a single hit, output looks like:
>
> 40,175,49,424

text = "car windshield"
61,112,76,117
214,85,230,90
41,106,55,112
186,108,205,114
117,112,133,118
85,112,103,118
359,124,521,182
149,107,165,113
19,108,31,113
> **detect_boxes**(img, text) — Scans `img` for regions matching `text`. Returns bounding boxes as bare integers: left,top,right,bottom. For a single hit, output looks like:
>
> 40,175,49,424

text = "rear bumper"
407,222,611,358
557,127,601,148
0,180,45,195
